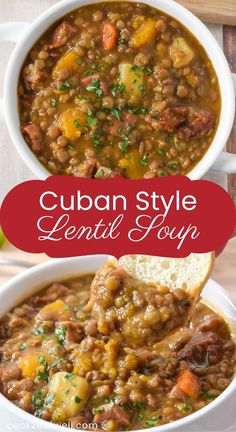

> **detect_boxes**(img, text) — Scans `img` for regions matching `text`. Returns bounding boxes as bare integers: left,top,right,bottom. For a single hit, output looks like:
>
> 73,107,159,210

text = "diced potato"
48,372,90,422
19,352,51,378
132,15,145,29
37,299,72,320
130,18,156,48
58,108,87,141
169,37,195,68
52,51,83,79
119,149,148,179
119,63,144,101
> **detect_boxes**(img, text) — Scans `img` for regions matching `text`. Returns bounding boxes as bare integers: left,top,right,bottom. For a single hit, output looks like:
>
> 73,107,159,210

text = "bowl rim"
3,0,235,181
0,255,235,432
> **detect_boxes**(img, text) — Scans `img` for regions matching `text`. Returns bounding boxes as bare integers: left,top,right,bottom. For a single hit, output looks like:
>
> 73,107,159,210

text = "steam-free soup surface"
19,2,221,178
0,262,234,430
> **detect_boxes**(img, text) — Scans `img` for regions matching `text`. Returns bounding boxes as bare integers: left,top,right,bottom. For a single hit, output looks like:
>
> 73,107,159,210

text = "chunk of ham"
147,106,215,140
23,124,43,153
72,158,97,178
56,321,81,343
94,404,131,426
178,331,222,366
48,20,77,49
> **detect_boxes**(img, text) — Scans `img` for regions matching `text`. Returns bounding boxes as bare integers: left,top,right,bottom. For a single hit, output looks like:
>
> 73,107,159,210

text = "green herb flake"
200,391,216,400
60,80,73,91
120,136,129,154
51,98,57,108
158,149,166,156
97,169,105,177
38,355,46,364
36,371,49,383
74,396,82,404
74,119,81,128
94,406,104,414
34,326,46,336
110,83,125,96
86,79,103,97
136,413,144,421
55,326,67,344
139,154,149,166
141,65,154,74
111,107,121,121
138,85,145,91
118,38,128,45
133,401,146,410
145,416,159,426
65,373,75,380
183,403,190,412
77,58,83,65
44,395,54,406
92,131,105,150
167,162,178,170
19,342,28,351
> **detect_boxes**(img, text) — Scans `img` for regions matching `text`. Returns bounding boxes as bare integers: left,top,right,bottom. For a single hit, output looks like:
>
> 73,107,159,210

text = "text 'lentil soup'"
0,261,235,430
19,2,221,179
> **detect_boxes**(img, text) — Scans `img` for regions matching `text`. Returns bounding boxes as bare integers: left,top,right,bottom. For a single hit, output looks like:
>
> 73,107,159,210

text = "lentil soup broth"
19,1,221,179
0,264,234,430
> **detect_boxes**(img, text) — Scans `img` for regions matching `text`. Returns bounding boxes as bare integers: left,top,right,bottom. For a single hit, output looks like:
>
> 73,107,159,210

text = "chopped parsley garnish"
183,403,190,412
55,326,67,344
133,401,146,410
77,58,83,65
86,108,97,126
34,326,46,336
50,358,66,369
51,98,57,108
60,80,73,91
139,154,149,166
130,65,139,72
19,342,28,351
92,131,105,150
38,355,46,364
158,148,166,156
120,136,129,154
136,413,144,421
97,168,105,177
74,396,82,404
200,391,216,400
74,119,81,128
167,162,178,170
111,107,121,120
138,85,145,91
141,65,154,74
110,83,125,96
36,371,49,383
86,79,103,97
145,416,159,426
94,406,104,414
118,38,128,45
65,373,75,380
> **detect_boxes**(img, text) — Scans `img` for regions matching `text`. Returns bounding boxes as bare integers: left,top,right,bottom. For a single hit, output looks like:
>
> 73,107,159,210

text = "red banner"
0,176,235,258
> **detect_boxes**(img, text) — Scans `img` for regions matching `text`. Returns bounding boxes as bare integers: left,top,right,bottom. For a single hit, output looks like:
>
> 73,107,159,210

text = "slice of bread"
118,253,214,298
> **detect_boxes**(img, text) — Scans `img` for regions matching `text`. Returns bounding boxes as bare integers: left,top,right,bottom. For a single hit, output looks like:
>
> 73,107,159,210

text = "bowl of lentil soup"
1,0,236,179
0,255,235,432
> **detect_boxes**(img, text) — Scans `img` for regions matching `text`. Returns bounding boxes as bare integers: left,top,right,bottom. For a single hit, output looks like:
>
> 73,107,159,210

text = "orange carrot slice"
177,369,200,398
103,22,118,50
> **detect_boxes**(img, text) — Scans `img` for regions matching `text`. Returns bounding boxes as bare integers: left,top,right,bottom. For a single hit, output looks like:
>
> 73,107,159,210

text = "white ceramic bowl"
0,0,236,179
0,255,235,432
